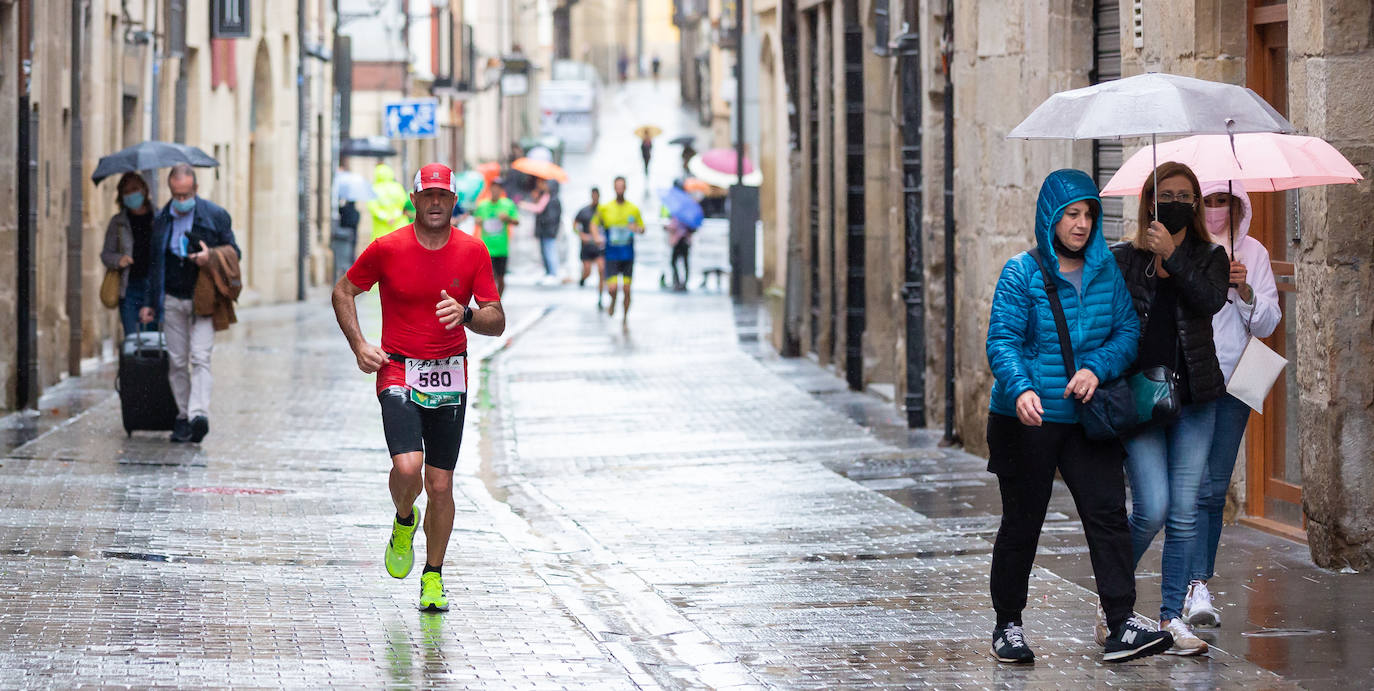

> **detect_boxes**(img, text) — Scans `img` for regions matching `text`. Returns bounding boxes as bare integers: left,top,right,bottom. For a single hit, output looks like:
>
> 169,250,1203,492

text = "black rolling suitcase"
117,330,179,436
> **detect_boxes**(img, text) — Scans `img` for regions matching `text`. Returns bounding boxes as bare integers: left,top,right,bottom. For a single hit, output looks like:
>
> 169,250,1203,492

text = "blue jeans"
118,278,159,336
1124,399,1216,621
539,237,559,276
1190,393,1251,581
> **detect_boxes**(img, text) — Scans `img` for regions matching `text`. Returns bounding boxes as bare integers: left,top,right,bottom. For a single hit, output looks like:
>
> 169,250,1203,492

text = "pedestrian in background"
640,135,653,181
472,177,518,296
668,215,692,292
574,187,604,305
334,162,362,283
985,168,1171,664
520,178,563,285
651,55,661,86
368,163,409,240
1110,161,1230,656
101,172,158,335
140,164,241,444
1183,179,1281,629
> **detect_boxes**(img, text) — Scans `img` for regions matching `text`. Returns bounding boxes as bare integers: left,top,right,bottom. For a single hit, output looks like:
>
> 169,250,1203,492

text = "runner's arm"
468,300,505,337
331,276,388,373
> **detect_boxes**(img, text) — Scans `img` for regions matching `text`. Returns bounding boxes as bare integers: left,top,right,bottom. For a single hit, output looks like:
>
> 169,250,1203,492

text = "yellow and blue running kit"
594,200,642,283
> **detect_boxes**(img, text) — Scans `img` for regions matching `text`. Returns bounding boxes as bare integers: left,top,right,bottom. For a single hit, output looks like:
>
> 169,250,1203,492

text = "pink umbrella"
688,149,763,188
700,148,756,175
1100,132,1363,196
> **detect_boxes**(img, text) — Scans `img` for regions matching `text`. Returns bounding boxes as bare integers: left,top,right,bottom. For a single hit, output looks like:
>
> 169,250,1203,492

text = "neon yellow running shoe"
419,571,449,611
384,505,420,579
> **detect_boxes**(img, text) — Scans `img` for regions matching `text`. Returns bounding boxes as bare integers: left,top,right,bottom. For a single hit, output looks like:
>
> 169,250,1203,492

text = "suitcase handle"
130,326,166,359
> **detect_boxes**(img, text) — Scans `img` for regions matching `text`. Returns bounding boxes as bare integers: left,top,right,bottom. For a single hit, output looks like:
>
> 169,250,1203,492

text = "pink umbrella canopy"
700,148,757,176
1101,132,1363,196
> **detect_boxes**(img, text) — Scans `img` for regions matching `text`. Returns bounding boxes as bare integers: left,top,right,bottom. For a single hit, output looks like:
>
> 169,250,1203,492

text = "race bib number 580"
404,355,466,408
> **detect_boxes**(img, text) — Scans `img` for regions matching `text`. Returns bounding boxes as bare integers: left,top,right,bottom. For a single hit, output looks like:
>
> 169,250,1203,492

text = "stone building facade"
753,0,1374,567
1,1,336,411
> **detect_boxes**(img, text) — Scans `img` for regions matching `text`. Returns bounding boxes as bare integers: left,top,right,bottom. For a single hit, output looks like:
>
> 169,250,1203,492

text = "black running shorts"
579,242,602,261
378,386,466,471
606,259,634,280
491,256,509,277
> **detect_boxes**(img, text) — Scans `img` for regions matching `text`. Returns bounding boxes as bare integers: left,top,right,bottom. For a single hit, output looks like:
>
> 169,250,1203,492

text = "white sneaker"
1185,580,1220,627
1095,602,1109,646
1162,618,1209,656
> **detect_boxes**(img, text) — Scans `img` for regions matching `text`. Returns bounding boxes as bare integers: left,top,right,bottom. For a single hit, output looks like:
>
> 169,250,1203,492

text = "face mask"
1053,233,1086,260
1154,200,1194,234
122,192,145,210
1204,206,1231,236
171,197,196,214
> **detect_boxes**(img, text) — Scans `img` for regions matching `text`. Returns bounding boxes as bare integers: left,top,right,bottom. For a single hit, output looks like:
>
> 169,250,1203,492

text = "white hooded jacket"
1201,179,1282,380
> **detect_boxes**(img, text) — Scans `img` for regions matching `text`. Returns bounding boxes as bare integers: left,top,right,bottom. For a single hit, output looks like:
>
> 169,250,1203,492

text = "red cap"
413,163,457,193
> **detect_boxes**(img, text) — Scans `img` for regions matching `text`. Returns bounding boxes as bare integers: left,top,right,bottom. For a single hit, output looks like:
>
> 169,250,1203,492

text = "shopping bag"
1226,335,1288,413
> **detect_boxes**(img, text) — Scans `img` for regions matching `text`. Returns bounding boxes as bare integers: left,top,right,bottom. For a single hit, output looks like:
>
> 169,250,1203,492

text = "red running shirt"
347,225,500,392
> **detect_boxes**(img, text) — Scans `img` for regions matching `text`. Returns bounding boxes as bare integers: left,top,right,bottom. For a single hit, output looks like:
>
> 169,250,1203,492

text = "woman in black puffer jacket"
1110,161,1228,656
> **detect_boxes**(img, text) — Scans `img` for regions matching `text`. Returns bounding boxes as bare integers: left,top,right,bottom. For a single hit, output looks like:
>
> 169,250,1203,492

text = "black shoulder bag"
1030,250,1180,440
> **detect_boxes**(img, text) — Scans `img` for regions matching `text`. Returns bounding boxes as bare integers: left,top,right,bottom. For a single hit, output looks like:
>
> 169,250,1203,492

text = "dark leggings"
671,240,690,286
987,413,1135,633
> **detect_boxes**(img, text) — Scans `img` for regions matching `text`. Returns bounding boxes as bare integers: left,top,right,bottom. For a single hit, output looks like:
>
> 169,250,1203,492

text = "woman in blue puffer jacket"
984,169,1170,665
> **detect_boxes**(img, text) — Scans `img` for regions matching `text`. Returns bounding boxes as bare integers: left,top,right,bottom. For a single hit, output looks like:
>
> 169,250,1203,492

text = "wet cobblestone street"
1,282,1370,688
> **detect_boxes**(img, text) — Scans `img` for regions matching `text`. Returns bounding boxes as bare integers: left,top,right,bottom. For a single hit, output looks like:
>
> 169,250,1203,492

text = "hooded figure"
367,164,410,241
986,168,1141,427
1198,179,1281,380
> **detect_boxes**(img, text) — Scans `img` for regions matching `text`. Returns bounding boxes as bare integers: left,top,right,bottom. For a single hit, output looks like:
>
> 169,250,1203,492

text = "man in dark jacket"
140,164,241,443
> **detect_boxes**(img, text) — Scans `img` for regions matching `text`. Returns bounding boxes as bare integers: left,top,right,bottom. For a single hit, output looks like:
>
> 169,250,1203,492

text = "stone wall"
0,2,19,407
1289,0,1374,569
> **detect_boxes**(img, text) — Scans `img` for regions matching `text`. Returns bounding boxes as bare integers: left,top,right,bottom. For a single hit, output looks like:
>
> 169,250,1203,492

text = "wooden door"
1242,0,1306,541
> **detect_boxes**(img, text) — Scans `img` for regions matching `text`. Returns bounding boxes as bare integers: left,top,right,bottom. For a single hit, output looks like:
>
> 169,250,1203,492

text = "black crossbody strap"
1030,249,1078,379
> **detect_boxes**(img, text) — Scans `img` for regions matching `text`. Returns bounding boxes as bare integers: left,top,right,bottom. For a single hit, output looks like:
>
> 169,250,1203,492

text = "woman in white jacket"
1182,179,1281,628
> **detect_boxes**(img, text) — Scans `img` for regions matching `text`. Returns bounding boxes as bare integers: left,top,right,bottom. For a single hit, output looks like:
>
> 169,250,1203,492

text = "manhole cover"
1241,628,1329,638
176,487,287,495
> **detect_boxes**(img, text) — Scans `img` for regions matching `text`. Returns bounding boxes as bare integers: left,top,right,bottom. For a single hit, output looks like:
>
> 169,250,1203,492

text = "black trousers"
671,239,690,286
986,413,1135,633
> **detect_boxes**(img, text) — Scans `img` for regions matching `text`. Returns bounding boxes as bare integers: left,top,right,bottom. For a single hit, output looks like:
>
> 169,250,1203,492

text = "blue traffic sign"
383,99,439,140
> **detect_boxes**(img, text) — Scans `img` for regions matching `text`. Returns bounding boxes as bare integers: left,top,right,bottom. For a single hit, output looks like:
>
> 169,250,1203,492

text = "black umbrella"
340,136,398,158
668,135,696,147
91,141,219,184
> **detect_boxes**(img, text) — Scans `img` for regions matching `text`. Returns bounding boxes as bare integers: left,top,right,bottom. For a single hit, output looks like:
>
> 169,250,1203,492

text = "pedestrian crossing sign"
383,98,439,140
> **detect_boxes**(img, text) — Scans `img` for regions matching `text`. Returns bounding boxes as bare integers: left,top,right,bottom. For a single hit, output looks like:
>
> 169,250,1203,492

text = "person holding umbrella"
101,172,159,335
985,169,1171,664
1182,179,1280,628
1110,161,1230,656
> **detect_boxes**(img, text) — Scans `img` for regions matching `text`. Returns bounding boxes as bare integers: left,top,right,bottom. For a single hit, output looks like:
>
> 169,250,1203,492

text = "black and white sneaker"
1103,617,1173,662
992,623,1034,663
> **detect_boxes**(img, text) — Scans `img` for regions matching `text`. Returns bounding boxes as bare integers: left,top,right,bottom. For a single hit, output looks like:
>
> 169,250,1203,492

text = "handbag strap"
1030,249,1078,380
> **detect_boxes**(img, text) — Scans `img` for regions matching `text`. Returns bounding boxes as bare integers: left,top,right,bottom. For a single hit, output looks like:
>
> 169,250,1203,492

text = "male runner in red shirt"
331,163,504,611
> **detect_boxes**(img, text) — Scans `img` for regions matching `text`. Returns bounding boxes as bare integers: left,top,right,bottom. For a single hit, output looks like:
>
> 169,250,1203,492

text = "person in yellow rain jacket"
367,163,409,240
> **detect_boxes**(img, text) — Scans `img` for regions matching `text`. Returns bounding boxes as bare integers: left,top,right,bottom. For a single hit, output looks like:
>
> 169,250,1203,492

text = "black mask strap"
1053,234,1086,260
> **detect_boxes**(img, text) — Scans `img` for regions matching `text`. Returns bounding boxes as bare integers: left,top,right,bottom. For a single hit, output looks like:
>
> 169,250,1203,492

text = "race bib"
482,217,503,235
608,225,633,246
404,355,467,408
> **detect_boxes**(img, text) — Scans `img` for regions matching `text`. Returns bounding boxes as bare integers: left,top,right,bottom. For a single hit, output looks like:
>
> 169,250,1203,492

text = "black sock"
422,564,441,575
396,511,415,526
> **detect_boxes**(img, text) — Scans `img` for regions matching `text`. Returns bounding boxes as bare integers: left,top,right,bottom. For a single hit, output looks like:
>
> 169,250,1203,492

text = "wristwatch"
462,305,474,325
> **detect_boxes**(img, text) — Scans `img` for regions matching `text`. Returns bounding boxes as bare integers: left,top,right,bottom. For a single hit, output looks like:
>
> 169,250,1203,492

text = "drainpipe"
941,1,958,446
297,0,309,301
16,0,38,408
68,0,86,377
894,28,924,428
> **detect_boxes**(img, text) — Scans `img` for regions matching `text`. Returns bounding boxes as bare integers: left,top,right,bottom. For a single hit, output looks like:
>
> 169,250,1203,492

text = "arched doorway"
248,41,275,298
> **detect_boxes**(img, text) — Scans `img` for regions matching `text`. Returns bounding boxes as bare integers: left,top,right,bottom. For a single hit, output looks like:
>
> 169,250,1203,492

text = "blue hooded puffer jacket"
986,169,1140,425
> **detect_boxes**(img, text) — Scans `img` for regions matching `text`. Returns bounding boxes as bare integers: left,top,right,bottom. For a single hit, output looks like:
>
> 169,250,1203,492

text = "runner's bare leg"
390,452,423,519
422,467,455,567
622,281,632,325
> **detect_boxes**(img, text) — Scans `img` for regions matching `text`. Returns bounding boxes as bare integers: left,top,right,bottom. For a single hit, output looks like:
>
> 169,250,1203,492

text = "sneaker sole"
990,647,1033,664
1186,610,1219,627
1103,635,1173,662
1163,643,1209,656
418,602,450,612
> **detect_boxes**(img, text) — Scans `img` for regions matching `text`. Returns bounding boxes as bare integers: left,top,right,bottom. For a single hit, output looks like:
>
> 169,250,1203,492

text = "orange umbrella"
511,157,569,183
476,161,501,182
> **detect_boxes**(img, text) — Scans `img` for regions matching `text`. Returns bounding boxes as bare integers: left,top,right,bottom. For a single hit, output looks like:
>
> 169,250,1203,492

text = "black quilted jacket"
1111,235,1230,405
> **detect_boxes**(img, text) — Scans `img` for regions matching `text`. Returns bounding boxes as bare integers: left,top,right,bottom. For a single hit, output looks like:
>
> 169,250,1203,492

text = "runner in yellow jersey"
591,176,645,326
